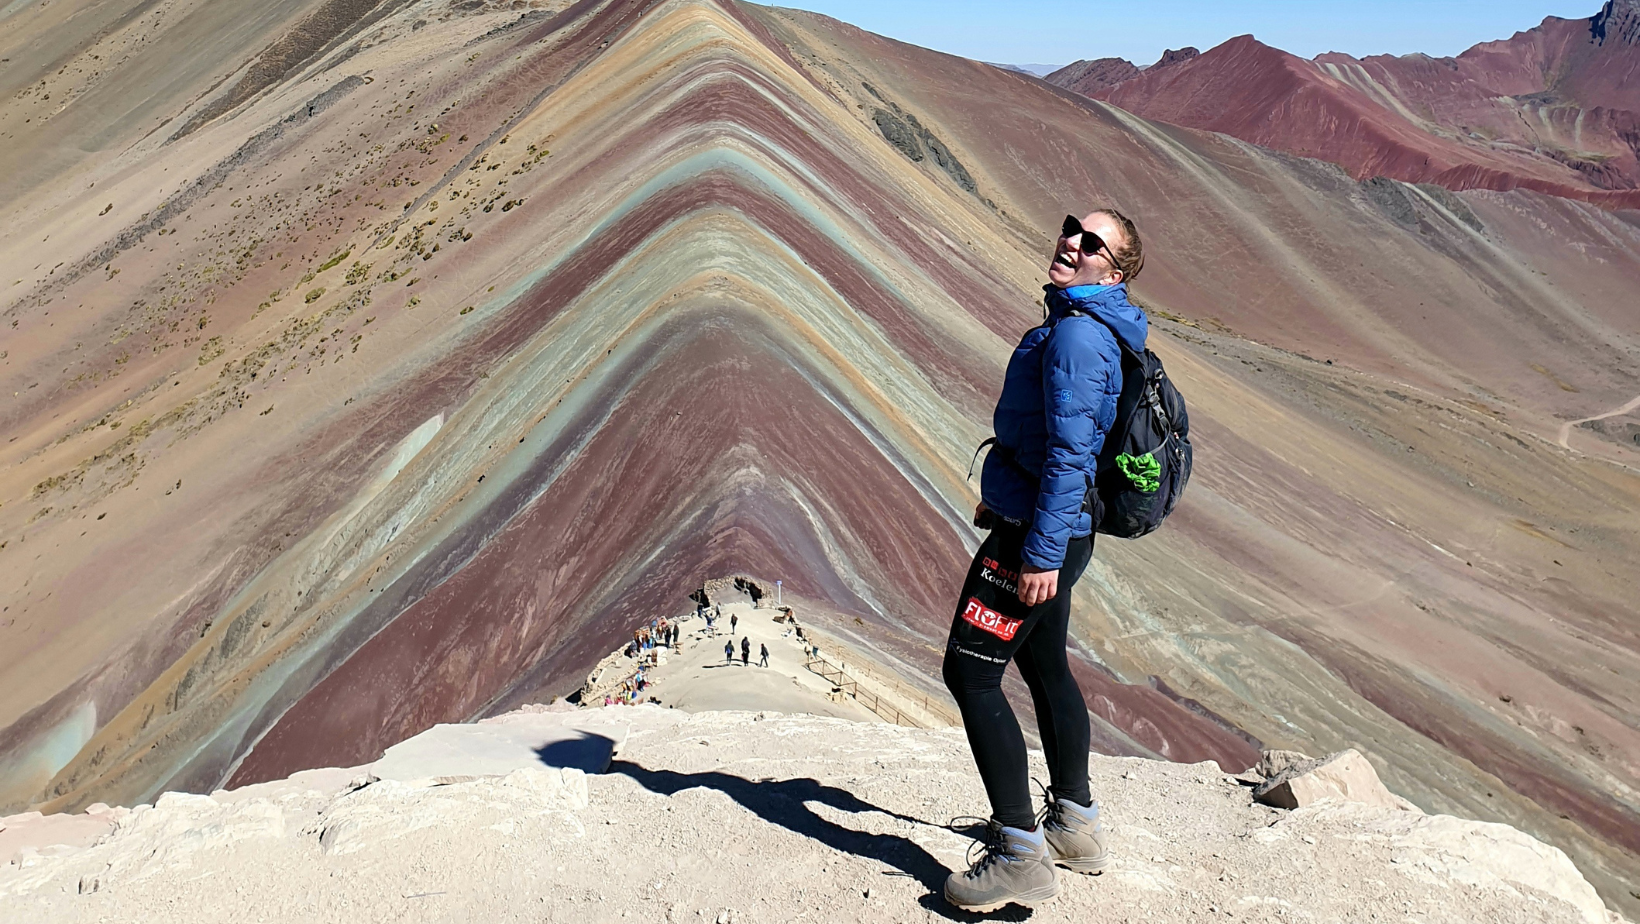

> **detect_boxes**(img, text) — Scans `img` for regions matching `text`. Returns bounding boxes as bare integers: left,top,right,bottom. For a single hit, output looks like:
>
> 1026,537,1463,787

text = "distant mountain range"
1047,0,1640,207
986,62,1062,77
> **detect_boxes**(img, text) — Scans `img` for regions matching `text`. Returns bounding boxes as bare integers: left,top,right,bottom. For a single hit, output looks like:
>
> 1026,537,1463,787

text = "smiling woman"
1050,211,1142,289
941,206,1153,910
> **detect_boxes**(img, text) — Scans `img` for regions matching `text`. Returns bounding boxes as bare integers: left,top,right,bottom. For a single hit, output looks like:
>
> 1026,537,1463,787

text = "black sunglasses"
1060,215,1119,269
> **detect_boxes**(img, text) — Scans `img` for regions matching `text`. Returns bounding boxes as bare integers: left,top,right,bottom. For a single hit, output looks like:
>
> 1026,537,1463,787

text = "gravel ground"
0,706,1623,924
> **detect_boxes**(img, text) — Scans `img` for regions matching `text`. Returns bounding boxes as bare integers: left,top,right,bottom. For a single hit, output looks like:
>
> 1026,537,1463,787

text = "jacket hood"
1044,283,1148,352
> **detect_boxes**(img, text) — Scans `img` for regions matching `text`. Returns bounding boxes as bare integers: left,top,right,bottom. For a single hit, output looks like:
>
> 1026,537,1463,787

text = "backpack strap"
966,437,997,481
1055,307,1135,472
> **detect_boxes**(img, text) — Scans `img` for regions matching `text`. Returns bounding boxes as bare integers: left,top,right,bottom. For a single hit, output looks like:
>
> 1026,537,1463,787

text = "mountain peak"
1592,0,1640,45
1044,56,1141,94
1152,46,1201,69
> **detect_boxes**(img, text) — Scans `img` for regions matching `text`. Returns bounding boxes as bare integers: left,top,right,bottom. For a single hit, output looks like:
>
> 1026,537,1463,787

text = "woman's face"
1048,211,1125,288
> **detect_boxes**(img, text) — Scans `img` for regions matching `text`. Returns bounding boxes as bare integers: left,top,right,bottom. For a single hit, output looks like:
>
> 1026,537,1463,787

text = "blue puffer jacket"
980,283,1149,569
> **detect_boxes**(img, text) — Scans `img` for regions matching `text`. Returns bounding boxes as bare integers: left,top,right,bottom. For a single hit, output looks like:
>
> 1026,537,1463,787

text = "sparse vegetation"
315,249,352,273
197,337,224,365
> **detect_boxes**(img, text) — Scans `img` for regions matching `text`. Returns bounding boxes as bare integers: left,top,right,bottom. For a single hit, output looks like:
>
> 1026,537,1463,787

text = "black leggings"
941,522,1094,829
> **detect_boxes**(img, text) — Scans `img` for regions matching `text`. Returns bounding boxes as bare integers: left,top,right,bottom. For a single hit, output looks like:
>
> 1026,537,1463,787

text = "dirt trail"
1558,394,1640,449
584,602,879,721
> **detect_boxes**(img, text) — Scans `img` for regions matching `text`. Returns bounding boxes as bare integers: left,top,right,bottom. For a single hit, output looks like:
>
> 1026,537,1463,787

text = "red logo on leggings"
962,598,1022,641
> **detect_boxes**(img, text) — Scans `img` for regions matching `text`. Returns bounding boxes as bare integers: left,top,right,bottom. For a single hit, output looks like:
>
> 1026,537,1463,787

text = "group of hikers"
600,667,652,706
625,617,680,659
700,604,737,638
607,602,777,702
723,635,770,668
607,615,686,705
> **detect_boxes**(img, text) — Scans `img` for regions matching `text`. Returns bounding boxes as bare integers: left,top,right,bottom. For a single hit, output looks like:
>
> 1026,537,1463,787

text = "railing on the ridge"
823,649,959,724
804,656,935,728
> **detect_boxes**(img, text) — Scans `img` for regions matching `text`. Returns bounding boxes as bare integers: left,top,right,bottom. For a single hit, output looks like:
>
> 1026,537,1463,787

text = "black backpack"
1086,321,1192,538
971,311,1193,540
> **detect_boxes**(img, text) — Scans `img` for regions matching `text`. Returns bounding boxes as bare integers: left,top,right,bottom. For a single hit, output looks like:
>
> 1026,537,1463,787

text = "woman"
942,209,1146,912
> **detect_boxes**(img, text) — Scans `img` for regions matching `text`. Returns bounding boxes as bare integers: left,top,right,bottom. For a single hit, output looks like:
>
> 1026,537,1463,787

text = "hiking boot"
1042,794,1110,874
943,820,1059,911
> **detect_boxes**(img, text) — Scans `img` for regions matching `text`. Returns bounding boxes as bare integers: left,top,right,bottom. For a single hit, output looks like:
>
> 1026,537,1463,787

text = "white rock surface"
0,707,1627,924
1253,747,1422,812
369,711,628,783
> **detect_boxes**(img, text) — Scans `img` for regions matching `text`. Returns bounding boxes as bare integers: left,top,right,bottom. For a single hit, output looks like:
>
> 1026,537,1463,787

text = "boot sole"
1054,852,1109,874
944,881,1060,912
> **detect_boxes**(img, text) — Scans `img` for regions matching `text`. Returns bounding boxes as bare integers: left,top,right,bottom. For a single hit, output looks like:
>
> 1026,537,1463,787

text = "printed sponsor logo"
980,568,1016,593
961,597,1023,642
980,557,1020,592
982,558,1019,581
948,641,1008,664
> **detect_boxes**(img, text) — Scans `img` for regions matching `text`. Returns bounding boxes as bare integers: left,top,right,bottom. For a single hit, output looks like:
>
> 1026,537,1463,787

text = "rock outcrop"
0,709,1627,923
1251,748,1421,812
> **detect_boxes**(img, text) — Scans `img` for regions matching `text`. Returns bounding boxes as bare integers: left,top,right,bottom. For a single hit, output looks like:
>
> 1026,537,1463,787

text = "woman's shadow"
607,760,1035,921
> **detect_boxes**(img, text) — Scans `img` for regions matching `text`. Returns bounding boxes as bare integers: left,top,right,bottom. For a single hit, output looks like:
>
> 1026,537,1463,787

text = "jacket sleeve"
1023,320,1116,570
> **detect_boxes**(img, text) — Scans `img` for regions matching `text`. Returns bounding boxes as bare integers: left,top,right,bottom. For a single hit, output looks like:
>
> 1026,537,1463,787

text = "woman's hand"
973,501,991,528
1018,566,1059,606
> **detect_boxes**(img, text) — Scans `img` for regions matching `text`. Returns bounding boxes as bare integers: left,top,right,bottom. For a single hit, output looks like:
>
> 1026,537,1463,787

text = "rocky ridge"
0,707,1630,923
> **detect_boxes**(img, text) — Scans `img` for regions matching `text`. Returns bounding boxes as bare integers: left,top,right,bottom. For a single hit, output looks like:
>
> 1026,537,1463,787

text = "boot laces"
1033,778,1064,832
948,816,1010,879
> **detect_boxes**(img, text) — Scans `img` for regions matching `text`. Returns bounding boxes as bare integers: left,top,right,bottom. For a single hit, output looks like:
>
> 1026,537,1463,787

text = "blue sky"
764,1,1602,67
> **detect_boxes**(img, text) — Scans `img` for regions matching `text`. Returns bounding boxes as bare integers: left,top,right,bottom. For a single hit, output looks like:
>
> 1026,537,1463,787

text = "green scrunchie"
1115,452,1161,493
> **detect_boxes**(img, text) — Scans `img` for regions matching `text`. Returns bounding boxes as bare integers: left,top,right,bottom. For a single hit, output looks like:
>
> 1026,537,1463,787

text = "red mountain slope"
1049,1,1640,208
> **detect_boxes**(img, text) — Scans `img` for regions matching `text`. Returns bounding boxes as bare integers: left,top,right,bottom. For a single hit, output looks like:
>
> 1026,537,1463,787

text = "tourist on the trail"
758,643,770,668
941,210,1143,911
724,639,734,663
740,636,750,665
730,613,738,635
